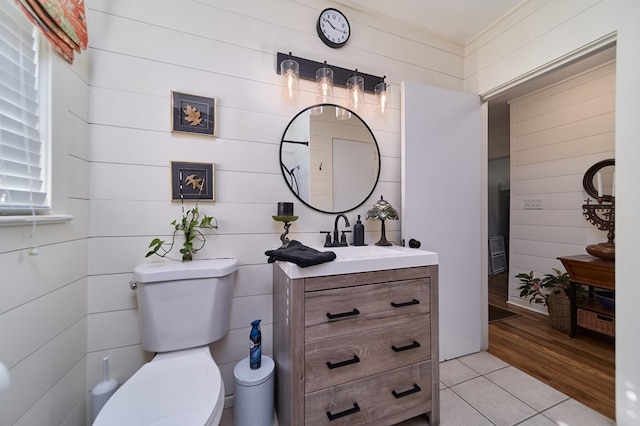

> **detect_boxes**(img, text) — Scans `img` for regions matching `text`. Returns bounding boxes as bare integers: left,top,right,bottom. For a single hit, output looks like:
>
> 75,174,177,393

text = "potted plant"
146,203,217,261
515,268,568,304
515,268,584,333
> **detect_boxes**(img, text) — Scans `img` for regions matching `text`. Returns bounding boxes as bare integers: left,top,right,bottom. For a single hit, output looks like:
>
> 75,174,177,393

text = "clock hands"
323,18,346,34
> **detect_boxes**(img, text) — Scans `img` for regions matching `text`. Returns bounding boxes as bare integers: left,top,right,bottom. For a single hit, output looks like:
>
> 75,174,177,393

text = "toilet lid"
94,350,222,425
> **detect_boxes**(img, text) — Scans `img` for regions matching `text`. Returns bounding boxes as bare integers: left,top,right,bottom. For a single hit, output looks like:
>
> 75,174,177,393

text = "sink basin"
276,245,438,279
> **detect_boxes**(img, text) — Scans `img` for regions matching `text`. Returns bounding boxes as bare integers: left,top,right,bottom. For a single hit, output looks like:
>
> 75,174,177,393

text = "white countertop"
276,245,439,279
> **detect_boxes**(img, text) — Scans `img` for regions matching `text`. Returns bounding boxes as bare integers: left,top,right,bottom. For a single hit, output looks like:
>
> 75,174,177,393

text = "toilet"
94,258,238,426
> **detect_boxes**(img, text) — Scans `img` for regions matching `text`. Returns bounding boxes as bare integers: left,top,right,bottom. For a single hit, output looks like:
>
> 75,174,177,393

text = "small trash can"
233,355,275,426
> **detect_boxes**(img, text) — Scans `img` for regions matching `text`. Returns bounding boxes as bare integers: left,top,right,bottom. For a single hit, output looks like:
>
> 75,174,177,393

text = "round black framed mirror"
279,104,380,214
583,158,615,199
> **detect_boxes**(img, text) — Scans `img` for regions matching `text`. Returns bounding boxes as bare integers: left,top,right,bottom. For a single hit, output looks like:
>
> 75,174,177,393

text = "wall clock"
316,8,350,49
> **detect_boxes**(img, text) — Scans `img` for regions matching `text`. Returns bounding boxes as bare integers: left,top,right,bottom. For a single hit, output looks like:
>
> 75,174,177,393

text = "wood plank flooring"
488,272,615,420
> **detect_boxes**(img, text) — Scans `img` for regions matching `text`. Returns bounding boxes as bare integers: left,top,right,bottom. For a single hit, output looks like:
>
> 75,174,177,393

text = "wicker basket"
577,309,615,336
547,288,571,333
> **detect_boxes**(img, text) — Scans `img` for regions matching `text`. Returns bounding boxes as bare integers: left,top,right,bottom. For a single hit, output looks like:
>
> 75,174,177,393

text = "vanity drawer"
305,266,431,292
305,278,430,342
305,361,432,426
305,317,430,392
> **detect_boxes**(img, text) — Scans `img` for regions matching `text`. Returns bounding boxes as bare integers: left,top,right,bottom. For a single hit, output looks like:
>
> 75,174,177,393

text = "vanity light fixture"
347,69,364,111
375,77,389,115
366,195,399,246
280,52,300,99
335,107,351,121
276,52,385,95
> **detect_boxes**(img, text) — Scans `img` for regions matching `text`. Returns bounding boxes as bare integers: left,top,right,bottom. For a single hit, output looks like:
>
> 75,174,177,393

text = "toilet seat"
94,347,224,426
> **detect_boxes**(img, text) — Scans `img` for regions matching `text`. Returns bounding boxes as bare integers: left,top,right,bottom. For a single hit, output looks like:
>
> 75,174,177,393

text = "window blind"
0,3,47,212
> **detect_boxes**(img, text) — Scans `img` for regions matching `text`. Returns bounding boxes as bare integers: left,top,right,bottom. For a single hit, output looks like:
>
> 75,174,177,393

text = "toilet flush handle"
129,280,137,290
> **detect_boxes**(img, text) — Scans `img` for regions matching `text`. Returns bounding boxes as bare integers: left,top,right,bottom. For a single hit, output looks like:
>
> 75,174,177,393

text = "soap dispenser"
353,215,365,246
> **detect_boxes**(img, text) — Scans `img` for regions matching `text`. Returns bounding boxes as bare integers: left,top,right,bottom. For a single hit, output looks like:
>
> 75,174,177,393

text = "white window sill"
0,214,73,227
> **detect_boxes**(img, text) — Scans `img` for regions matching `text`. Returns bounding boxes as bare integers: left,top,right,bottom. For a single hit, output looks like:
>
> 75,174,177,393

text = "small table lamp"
366,195,398,246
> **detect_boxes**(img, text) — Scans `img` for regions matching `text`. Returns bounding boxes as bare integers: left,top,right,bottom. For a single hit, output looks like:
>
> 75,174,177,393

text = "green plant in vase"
146,203,218,261
516,268,587,334
516,268,585,305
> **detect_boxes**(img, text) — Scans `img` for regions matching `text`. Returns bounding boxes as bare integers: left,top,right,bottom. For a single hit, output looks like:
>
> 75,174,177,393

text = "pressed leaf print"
182,104,203,126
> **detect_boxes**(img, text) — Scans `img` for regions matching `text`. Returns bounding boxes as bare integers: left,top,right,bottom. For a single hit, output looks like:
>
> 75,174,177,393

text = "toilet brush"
91,357,118,422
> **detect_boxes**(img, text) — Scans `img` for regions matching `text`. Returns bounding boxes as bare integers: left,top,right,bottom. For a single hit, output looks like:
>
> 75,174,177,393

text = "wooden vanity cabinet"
273,264,439,425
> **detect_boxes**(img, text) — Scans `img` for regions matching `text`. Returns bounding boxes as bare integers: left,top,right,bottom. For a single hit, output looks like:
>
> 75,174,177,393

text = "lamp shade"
281,58,300,99
335,106,351,121
347,71,364,111
375,80,389,114
316,63,334,102
366,195,398,221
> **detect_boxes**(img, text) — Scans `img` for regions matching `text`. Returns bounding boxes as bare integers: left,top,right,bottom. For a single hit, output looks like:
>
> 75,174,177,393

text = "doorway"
482,44,617,419
483,43,616,322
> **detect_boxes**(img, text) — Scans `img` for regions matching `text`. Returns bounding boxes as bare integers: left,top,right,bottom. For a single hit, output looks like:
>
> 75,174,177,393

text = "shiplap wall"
465,2,640,420
2,0,633,424
85,0,465,417
0,42,90,426
508,61,615,312
464,0,616,96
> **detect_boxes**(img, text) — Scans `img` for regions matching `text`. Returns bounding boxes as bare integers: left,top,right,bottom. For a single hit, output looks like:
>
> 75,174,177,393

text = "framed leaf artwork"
171,91,217,137
171,162,215,201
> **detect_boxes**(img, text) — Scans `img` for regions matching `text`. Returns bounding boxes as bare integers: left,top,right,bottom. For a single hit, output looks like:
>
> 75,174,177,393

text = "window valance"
15,0,87,64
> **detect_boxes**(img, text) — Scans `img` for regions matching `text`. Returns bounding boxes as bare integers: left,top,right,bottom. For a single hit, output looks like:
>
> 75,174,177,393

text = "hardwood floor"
488,272,615,420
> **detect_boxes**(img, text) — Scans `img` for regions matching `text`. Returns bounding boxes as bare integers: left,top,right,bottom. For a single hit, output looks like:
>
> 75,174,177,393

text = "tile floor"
220,351,615,426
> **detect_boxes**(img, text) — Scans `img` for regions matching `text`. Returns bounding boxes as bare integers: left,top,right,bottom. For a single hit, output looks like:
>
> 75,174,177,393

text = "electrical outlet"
524,199,542,210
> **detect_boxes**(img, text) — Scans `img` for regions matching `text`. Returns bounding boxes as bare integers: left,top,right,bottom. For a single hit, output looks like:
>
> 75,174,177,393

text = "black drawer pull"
327,403,360,421
597,314,614,322
391,298,420,308
392,340,421,352
327,355,360,369
392,384,421,399
326,308,360,319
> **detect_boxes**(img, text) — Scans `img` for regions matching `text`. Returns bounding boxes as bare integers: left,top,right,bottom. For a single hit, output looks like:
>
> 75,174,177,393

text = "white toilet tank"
133,258,238,353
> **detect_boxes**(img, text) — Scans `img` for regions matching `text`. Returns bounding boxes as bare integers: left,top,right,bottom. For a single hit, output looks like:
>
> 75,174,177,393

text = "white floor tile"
220,351,612,426
458,350,509,375
485,366,569,412
439,358,481,387
452,376,537,426
516,413,563,425
440,388,493,426
542,399,615,426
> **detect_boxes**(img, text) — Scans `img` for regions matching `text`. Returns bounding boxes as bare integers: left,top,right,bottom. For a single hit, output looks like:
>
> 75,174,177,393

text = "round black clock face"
316,8,350,49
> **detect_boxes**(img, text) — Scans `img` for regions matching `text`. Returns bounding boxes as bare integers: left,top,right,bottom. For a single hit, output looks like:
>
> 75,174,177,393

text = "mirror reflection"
583,159,615,199
280,104,380,213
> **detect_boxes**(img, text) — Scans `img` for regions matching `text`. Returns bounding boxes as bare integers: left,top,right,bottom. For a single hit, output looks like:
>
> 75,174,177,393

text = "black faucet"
321,214,352,247
332,214,350,246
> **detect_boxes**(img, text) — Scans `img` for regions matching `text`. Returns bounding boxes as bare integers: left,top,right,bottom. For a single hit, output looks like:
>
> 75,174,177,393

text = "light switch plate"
524,199,542,210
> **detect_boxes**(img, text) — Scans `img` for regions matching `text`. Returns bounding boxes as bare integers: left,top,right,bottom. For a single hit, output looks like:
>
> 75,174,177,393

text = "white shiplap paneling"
508,62,615,312
84,0,463,403
0,38,89,425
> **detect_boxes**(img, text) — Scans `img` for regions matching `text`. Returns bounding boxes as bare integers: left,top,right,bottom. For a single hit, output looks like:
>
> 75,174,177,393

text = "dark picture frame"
171,161,215,201
171,91,217,137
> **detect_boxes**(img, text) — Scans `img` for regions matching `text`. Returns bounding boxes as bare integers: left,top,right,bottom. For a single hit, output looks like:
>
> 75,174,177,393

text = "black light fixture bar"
277,52,384,94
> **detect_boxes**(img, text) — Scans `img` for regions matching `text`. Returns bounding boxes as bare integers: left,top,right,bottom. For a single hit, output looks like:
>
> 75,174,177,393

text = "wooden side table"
558,255,615,337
